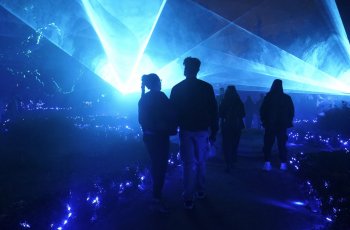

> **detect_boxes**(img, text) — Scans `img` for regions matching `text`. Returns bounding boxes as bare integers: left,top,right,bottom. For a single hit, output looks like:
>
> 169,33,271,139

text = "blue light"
292,201,306,206
1,1,350,94
80,0,167,93
19,221,31,228
322,0,350,61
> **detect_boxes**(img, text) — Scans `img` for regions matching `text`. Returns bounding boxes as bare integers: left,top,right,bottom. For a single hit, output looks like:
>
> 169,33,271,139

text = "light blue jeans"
180,130,209,201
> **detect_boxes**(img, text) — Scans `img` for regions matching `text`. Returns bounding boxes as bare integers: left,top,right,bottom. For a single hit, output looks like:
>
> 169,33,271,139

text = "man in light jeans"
170,57,218,209
180,130,208,202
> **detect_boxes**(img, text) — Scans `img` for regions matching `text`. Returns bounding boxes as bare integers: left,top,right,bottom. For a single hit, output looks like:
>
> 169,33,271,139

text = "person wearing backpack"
219,85,245,172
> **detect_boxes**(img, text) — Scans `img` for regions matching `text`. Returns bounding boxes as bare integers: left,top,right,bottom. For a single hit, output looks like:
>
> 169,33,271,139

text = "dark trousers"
222,129,241,167
263,127,288,162
143,134,169,199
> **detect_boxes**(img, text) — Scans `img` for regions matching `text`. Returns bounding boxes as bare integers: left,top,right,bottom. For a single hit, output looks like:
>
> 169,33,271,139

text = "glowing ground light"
1,0,350,94
19,221,31,228
292,201,306,206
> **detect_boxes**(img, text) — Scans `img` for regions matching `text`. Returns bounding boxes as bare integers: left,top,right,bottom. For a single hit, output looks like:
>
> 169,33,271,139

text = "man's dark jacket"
260,92,294,129
170,78,218,134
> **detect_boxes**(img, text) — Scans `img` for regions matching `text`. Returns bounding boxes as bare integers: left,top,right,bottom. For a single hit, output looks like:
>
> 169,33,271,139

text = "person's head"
141,73,161,92
269,79,283,94
183,57,201,78
224,85,239,99
219,87,225,95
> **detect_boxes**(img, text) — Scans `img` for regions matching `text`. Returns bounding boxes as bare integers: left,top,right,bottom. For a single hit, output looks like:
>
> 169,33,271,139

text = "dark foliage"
317,102,350,136
296,151,350,229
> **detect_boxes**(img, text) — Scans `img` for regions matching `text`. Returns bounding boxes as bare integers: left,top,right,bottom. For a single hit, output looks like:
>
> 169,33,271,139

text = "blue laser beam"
157,20,350,94
1,0,350,95
127,0,167,90
183,0,350,94
322,0,350,61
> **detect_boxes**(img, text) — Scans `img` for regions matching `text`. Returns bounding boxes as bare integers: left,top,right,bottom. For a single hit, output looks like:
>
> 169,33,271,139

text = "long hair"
223,85,240,102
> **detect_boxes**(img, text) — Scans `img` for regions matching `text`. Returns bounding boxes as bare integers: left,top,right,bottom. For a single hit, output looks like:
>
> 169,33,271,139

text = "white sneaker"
262,162,272,171
280,163,287,171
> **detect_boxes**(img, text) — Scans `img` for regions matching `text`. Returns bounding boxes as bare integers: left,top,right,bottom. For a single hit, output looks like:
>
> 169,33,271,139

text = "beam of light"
321,0,350,86
158,47,342,94
1,0,350,95
155,0,350,94
81,0,166,94
127,0,167,90
0,5,74,60
0,0,167,93
322,0,350,61
0,2,106,92
233,0,350,89
203,49,348,94
136,0,230,90
159,0,350,94
157,21,350,94
80,0,123,92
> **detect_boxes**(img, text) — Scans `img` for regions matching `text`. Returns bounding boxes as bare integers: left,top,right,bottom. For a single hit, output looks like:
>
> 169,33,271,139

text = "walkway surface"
90,130,324,230
98,158,323,230
0,129,325,230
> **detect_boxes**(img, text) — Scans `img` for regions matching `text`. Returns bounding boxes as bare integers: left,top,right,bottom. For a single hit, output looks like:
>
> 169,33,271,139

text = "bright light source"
1,0,350,94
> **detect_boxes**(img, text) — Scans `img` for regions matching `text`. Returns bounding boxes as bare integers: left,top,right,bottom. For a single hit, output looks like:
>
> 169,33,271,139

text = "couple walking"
138,57,218,210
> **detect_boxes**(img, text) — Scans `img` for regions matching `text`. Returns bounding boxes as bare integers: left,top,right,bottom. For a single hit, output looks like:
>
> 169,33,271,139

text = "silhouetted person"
170,57,218,209
260,79,294,171
244,95,255,129
216,87,225,105
138,73,176,212
214,87,225,155
219,86,245,172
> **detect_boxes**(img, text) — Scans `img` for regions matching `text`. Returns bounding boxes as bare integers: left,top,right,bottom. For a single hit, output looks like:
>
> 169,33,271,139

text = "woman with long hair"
219,85,245,172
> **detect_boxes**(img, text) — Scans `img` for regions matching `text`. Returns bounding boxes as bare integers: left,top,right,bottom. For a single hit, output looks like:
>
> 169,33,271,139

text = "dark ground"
0,126,325,230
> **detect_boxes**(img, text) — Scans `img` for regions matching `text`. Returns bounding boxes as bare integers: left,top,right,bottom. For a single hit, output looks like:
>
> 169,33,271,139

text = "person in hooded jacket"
260,79,294,171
